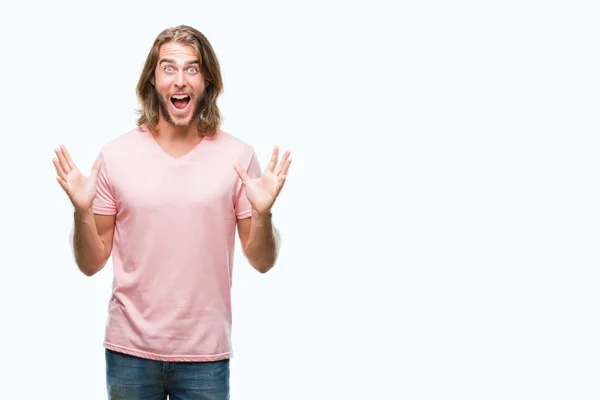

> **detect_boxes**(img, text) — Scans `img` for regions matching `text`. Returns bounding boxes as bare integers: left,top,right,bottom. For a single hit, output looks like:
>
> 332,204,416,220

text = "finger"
60,145,77,170
234,165,251,184
280,157,292,176
54,147,71,173
275,150,291,175
53,158,68,181
265,146,279,173
56,176,69,193
275,175,287,194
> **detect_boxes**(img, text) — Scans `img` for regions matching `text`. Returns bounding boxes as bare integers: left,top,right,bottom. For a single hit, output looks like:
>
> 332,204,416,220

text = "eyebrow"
159,59,200,66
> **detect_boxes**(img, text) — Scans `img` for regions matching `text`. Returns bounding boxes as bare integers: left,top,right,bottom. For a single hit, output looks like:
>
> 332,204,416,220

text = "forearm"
72,209,107,276
244,211,280,273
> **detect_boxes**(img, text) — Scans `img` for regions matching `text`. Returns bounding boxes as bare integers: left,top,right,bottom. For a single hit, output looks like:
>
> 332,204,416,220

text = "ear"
150,75,155,86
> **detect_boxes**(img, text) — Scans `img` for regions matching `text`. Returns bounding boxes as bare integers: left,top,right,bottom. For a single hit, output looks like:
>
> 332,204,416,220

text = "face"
152,41,207,128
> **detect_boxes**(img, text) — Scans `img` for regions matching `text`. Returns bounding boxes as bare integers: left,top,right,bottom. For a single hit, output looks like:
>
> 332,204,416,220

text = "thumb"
234,165,250,184
91,158,102,178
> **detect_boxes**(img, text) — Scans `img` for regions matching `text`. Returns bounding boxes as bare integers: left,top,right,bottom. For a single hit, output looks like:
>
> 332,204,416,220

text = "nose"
175,70,186,88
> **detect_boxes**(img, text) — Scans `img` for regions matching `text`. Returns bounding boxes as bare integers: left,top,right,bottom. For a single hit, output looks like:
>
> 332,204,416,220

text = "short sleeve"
235,151,262,219
92,152,118,215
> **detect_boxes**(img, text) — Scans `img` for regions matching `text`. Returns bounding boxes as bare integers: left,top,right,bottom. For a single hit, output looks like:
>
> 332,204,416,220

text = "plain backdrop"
0,0,599,399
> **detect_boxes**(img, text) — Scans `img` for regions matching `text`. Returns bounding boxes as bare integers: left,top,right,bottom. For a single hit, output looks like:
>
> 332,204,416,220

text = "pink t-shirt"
92,125,261,362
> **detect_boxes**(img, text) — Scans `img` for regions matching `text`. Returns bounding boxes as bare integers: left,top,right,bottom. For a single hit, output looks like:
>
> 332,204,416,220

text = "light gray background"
0,0,598,399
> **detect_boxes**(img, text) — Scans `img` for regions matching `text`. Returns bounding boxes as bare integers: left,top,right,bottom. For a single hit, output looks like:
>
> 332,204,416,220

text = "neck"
154,118,200,142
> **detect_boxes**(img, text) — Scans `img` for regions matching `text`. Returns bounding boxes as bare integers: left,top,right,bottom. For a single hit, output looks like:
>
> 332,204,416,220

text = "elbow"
81,268,97,277
250,256,277,274
244,226,281,274
77,255,108,277
254,264,274,274
79,264,102,277
244,245,278,274
256,264,273,274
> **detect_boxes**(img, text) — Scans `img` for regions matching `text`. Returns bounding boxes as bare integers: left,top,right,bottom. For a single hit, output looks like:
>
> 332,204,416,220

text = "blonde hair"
136,25,224,136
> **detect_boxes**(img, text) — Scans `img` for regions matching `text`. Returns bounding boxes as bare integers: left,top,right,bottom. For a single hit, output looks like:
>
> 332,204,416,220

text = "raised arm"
53,145,115,276
234,146,291,273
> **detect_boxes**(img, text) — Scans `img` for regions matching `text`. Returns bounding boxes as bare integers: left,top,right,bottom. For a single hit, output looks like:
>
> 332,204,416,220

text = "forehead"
158,42,199,63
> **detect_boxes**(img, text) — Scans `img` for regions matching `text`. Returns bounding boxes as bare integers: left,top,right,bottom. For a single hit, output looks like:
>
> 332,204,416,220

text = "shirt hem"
236,211,252,219
92,208,117,215
104,342,233,362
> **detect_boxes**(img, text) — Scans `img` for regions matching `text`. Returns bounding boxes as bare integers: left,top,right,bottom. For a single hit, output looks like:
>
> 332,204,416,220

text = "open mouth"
170,94,191,110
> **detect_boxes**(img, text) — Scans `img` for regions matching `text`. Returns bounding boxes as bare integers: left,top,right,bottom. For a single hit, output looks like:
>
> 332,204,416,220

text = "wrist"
74,207,95,221
251,209,272,224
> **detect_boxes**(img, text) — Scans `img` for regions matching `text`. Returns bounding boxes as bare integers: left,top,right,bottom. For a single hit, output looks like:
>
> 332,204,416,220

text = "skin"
53,41,291,276
53,147,115,276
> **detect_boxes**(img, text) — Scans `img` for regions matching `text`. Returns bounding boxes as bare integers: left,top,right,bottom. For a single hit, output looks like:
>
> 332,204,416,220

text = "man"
52,25,291,399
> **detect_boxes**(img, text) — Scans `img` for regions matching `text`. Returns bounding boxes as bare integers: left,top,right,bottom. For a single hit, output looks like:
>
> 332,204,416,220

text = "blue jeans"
105,349,230,400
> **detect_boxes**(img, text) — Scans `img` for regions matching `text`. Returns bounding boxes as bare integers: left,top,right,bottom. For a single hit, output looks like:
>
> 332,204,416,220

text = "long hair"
136,25,224,136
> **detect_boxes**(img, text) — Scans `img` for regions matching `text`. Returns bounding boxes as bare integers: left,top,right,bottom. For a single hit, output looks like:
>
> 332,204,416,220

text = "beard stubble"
156,88,204,128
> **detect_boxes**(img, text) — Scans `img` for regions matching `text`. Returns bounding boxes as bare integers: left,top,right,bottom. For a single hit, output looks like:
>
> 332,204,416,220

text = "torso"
92,125,261,361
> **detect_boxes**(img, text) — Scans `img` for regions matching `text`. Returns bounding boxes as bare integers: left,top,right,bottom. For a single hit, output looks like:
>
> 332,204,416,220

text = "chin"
169,115,193,127
166,105,197,128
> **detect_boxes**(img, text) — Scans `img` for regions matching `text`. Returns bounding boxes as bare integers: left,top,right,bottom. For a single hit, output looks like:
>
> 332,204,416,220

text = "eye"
188,67,198,73
165,66,174,73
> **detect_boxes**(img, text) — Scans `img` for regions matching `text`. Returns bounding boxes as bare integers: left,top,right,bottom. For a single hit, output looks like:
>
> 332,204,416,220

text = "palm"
65,168,98,210
243,170,282,213
53,146,101,212
235,146,292,215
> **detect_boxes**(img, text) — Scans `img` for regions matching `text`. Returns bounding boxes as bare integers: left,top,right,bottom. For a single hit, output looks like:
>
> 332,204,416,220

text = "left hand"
234,146,292,216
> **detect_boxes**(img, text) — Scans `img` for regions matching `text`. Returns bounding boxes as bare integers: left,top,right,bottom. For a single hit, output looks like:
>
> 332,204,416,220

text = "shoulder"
99,126,148,158
95,126,150,178
209,128,257,164
101,125,147,151
210,128,255,153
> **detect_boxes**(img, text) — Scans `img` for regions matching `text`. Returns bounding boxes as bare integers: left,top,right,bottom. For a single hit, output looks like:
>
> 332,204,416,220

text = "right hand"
53,145,101,212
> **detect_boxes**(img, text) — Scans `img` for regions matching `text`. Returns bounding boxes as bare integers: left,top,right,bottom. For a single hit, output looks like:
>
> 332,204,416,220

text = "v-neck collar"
140,126,210,164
